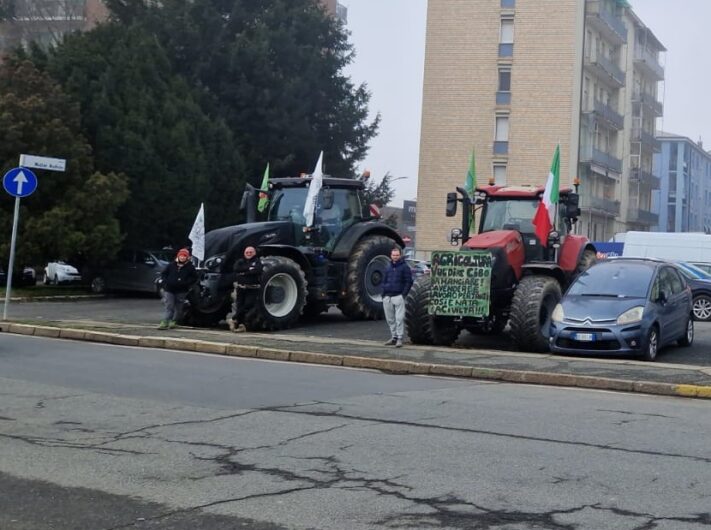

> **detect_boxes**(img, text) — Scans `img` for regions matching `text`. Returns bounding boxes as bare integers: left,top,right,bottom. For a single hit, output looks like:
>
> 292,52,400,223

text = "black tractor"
183,176,404,330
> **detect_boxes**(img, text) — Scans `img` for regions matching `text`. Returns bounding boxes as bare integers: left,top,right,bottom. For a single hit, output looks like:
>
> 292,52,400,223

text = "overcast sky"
344,0,711,206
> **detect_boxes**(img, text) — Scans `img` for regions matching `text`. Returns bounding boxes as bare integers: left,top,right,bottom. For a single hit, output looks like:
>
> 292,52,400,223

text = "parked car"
672,262,711,322
44,261,82,285
0,263,37,287
90,249,172,296
406,258,430,278
550,258,694,361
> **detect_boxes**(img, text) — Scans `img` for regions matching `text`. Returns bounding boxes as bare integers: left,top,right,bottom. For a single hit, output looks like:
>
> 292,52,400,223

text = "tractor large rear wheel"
509,275,562,353
338,235,395,320
405,275,460,346
244,256,307,331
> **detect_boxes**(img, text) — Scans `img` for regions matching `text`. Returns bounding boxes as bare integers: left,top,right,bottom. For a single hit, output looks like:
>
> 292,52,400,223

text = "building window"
494,115,509,154
498,68,511,91
499,17,514,57
493,164,507,185
501,0,515,8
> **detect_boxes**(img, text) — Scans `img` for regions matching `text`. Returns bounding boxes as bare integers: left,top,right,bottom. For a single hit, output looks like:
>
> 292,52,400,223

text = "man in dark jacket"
158,248,198,329
229,246,263,333
382,246,413,347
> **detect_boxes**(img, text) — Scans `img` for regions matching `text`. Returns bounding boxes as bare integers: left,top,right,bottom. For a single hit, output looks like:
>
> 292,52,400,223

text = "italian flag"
533,145,560,247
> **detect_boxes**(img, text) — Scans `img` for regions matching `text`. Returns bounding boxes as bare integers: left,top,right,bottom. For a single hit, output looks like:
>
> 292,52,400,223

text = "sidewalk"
4,319,711,400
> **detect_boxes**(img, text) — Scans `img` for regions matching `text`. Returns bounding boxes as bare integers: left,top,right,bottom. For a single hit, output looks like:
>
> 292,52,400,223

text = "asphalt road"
2,335,711,529
7,296,711,365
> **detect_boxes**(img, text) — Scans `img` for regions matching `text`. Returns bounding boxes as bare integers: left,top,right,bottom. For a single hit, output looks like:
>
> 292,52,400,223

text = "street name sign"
20,154,66,172
3,167,38,198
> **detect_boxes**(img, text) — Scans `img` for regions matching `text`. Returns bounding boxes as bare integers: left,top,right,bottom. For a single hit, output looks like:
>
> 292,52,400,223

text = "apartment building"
0,0,108,57
319,0,348,24
417,0,665,254
653,133,711,233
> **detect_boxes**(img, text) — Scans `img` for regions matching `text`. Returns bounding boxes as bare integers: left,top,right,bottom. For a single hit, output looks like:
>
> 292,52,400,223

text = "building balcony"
586,0,627,45
634,46,664,81
584,51,625,88
630,167,661,189
580,144,623,174
628,208,659,226
632,90,663,117
584,99,624,130
632,128,661,152
580,194,621,217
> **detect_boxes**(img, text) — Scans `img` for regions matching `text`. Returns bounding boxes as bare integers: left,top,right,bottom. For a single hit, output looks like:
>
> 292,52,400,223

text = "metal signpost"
3,154,66,320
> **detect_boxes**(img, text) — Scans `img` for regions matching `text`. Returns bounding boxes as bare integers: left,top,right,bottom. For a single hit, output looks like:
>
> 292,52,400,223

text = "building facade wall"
654,137,711,233
417,0,584,256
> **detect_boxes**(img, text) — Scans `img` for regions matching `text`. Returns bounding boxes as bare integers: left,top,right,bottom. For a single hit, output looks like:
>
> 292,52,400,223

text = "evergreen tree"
106,0,379,182
43,24,246,247
0,58,128,266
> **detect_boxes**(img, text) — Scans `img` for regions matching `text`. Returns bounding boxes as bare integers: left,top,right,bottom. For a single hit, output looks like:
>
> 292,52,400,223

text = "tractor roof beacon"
182,176,404,331
405,184,596,352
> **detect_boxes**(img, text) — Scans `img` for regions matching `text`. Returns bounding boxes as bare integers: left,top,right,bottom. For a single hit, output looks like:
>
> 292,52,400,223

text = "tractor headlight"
552,303,565,323
617,306,644,325
204,253,225,270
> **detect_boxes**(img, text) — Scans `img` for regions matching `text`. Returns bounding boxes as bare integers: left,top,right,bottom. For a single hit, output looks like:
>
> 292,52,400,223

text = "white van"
622,231,711,267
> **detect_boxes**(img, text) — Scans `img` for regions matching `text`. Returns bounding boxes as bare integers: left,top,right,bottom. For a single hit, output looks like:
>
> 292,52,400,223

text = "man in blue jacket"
382,246,413,348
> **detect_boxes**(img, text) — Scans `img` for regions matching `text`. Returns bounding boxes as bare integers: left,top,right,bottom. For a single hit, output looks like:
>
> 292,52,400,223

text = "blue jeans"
163,291,187,322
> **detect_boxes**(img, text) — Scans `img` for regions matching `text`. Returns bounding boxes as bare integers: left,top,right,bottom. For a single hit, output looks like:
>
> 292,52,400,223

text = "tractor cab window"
481,199,538,235
317,188,362,249
268,188,309,226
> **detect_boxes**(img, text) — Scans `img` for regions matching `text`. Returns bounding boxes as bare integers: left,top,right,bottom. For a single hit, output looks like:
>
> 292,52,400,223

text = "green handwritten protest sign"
429,251,492,317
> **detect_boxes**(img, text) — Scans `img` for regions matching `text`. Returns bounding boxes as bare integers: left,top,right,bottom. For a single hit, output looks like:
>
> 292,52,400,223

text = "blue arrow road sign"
3,167,38,198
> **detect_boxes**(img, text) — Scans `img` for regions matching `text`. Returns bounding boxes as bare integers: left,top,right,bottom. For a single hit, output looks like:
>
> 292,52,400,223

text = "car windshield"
567,262,654,298
481,199,539,233
677,262,711,280
150,250,173,263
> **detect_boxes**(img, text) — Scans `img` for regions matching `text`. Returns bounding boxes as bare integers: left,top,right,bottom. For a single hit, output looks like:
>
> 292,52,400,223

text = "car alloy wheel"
692,295,711,321
643,327,658,362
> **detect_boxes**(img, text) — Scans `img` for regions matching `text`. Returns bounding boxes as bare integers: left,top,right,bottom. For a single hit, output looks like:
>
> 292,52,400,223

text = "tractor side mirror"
322,189,335,210
564,193,581,220
446,192,458,217
240,183,257,223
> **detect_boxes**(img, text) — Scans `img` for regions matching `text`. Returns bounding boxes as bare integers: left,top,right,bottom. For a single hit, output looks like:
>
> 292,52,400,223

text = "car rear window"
567,262,654,298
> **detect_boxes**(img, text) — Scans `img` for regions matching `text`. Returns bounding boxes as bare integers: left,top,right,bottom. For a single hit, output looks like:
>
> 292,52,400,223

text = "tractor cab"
447,185,581,261
245,177,365,250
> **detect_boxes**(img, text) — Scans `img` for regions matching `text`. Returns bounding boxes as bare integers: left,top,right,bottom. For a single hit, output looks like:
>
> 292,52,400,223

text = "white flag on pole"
303,151,324,227
188,203,205,262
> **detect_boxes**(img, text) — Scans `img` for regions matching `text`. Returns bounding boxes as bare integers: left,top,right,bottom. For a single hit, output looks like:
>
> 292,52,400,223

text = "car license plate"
574,332,596,342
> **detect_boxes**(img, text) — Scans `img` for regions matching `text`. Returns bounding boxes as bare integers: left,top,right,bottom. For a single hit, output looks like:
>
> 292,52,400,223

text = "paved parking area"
6,296,711,366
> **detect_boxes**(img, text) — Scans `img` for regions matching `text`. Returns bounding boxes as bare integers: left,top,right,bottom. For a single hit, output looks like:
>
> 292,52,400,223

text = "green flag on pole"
257,163,270,213
465,149,476,196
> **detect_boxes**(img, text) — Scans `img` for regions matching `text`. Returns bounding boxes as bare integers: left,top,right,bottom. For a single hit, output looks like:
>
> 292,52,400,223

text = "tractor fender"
257,244,311,273
559,235,595,273
520,263,566,286
330,222,405,260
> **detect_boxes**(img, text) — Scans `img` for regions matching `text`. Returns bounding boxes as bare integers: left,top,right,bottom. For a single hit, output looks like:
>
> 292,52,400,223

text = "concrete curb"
3,322,711,401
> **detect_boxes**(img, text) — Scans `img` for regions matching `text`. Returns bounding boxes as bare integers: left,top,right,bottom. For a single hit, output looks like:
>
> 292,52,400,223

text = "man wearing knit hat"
158,248,198,329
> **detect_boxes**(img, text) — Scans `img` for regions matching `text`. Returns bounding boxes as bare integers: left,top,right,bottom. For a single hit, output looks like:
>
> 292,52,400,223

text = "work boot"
384,337,397,346
235,324,247,333
395,338,403,348
168,320,177,329
157,320,169,330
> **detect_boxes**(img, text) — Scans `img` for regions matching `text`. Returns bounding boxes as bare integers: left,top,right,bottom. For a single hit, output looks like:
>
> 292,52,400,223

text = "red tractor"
405,185,596,352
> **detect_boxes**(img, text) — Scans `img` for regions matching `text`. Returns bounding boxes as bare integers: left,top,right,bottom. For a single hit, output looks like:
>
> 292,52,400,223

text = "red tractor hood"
462,230,525,280
463,230,521,250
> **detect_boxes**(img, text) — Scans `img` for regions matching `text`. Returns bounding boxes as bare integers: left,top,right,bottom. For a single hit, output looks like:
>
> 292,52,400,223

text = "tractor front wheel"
405,275,460,346
509,275,562,352
244,256,308,331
